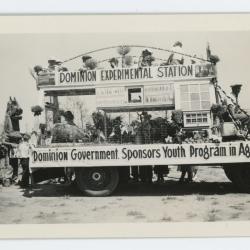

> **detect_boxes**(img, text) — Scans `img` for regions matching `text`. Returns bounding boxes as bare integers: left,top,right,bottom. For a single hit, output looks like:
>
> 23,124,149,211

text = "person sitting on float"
167,41,184,65
138,49,155,68
109,57,119,68
48,57,61,72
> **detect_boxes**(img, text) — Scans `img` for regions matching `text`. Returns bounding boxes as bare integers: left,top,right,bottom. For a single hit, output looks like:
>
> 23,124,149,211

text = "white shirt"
18,141,31,158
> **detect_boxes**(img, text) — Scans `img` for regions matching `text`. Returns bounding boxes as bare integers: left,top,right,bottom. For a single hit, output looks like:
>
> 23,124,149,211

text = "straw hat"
48,57,57,62
82,55,92,62
173,41,182,47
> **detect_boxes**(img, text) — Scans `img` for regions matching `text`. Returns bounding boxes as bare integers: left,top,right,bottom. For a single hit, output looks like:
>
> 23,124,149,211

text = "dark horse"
2,97,23,181
4,97,23,137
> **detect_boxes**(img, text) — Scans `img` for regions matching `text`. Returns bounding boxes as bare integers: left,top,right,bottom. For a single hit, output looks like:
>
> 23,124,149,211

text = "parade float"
28,44,250,196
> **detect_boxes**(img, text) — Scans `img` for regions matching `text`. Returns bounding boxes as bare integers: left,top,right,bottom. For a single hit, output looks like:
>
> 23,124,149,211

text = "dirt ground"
1,166,250,224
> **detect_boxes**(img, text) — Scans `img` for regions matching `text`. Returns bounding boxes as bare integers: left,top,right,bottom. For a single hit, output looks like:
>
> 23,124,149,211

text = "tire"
75,167,119,196
223,164,250,192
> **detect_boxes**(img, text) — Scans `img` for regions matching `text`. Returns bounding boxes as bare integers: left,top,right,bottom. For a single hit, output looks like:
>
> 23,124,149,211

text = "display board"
30,141,250,168
54,63,215,86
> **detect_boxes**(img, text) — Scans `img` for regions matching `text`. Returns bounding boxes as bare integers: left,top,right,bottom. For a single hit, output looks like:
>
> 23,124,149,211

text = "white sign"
55,64,215,86
30,141,250,168
96,86,126,107
144,83,174,105
96,83,175,108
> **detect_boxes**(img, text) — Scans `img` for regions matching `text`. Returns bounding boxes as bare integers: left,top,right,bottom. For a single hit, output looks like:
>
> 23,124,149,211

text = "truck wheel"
223,164,250,192
75,167,119,196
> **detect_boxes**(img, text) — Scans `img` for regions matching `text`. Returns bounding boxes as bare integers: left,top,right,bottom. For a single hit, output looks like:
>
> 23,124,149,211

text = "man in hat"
63,111,75,126
138,49,155,68
109,57,119,68
167,41,184,65
48,57,61,71
81,55,92,69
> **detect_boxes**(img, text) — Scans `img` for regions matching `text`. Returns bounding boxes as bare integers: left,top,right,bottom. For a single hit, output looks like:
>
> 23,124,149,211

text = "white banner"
55,64,215,86
30,141,250,168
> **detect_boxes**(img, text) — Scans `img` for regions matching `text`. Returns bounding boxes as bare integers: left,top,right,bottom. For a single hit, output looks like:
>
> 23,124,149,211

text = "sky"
0,31,250,132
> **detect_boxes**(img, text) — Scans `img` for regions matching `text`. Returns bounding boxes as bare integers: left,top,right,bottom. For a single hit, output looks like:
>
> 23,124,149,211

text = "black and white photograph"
0,14,250,238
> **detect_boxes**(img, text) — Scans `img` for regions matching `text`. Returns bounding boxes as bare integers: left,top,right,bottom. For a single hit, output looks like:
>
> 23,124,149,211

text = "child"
18,134,32,187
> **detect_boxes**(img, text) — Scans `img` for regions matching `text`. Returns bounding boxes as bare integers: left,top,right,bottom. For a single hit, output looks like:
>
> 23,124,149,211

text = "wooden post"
104,111,107,141
215,87,220,104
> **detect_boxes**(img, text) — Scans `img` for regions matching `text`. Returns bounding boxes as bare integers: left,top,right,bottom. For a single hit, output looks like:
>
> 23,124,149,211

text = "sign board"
30,141,250,168
144,83,174,105
55,64,215,86
96,86,126,107
96,83,175,108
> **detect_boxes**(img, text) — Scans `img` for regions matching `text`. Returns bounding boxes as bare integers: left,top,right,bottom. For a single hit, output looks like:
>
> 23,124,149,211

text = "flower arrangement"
31,105,44,116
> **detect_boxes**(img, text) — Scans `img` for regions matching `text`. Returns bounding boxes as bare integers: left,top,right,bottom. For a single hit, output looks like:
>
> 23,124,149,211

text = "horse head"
5,97,23,132
6,97,23,118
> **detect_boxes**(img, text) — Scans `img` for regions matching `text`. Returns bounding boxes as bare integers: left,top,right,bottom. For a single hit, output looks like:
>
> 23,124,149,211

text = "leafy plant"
209,55,220,64
117,46,131,67
91,112,123,142
117,46,131,56
211,104,226,121
31,105,43,116
172,110,183,125
33,65,43,75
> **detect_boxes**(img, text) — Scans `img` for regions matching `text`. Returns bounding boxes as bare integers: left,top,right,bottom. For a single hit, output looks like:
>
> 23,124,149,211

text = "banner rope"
61,45,210,64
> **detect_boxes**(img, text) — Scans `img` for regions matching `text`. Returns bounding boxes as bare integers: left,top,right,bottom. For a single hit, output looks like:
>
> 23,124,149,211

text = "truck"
29,45,250,196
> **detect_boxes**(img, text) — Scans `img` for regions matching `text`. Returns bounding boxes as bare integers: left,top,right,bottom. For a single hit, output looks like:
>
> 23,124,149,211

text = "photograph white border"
0,13,250,240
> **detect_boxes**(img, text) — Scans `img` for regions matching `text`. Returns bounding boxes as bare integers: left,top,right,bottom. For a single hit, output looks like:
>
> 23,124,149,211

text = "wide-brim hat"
63,111,74,121
109,57,119,63
173,41,182,47
23,134,30,141
55,60,62,65
48,57,57,62
142,49,152,56
82,55,92,62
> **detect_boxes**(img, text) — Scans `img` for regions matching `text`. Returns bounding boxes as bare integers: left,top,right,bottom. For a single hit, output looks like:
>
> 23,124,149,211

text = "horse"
4,97,23,134
1,97,23,182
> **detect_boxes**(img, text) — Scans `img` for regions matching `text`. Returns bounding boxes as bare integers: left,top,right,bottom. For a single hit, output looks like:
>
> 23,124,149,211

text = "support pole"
104,111,107,141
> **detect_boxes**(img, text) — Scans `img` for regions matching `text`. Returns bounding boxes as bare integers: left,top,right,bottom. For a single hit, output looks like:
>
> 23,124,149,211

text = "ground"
0,166,250,224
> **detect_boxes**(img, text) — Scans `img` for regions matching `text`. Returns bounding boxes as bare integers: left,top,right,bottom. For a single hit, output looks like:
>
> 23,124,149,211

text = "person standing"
18,134,32,187
167,41,184,65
